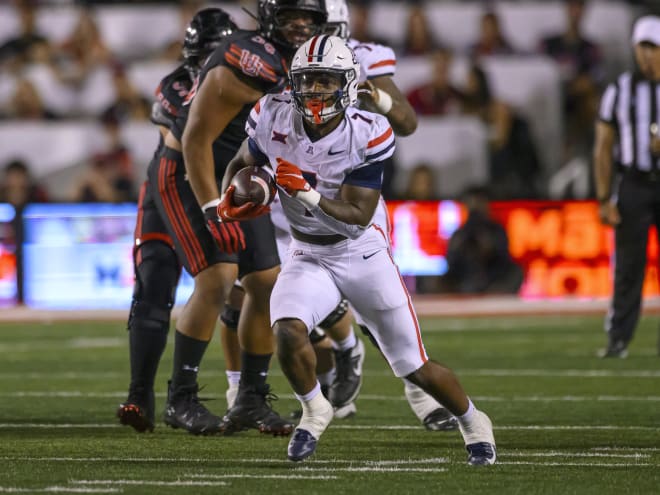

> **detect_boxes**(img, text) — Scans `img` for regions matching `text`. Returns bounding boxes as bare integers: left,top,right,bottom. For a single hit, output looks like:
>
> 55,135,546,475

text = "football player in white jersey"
270,0,458,429
219,35,496,464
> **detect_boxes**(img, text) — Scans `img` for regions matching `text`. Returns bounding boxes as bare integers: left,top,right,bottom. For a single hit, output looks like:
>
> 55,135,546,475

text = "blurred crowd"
0,0,655,206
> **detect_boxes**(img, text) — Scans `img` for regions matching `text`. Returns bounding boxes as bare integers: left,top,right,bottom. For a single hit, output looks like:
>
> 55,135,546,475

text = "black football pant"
608,171,660,344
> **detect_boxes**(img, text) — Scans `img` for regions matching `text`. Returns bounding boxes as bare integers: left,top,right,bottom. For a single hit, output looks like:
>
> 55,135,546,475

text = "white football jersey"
246,94,395,236
347,38,396,82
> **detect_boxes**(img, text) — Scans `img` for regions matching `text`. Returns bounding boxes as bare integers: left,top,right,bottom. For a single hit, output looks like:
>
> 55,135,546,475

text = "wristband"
374,88,393,114
201,198,221,212
296,189,321,209
597,195,610,204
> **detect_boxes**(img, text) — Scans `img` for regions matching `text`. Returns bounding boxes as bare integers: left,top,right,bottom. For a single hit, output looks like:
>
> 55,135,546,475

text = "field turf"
0,314,658,494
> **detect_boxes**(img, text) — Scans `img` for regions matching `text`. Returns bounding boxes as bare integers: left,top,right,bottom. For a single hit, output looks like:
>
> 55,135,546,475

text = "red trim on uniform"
372,224,428,363
368,59,396,69
134,182,146,242
367,127,393,148
154,82,162,98
165,159,207,274
139,232,175,248
307,36,319,62
158,157,198,274
254,100,261,114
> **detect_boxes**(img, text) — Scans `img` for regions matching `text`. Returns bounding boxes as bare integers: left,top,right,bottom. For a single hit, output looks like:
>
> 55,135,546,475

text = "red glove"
217,185,270,222
276,158,311,195
203,203,245,254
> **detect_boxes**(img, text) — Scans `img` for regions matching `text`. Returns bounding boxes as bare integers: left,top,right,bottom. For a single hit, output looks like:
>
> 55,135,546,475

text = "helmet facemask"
291,68,357,124
272,8,326,50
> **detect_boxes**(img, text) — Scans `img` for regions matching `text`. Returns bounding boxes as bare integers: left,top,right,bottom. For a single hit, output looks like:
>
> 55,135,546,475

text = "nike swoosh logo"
362,250,380,260
328,148,345,156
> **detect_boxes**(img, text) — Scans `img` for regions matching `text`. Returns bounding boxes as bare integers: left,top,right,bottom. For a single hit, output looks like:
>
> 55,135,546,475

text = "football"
230,166,277,206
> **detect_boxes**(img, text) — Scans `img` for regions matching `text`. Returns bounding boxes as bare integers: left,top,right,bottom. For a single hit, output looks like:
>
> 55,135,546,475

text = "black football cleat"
287,428,318,462
328,339,365,408
423,408,459,431
220,384,294,436
117,402,154,433
466,442,497,466
597,340,628,358
163,382,223,435
117,386,155,433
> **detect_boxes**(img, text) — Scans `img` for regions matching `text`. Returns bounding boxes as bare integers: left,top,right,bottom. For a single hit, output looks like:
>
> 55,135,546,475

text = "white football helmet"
290,34,360,124
325,0,350,39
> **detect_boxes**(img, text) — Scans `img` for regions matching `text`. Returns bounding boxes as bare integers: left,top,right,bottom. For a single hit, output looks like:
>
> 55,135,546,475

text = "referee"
593,15,660,358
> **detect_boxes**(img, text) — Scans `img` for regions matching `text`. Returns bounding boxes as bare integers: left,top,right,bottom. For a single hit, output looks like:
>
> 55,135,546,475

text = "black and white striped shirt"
598,71,660,171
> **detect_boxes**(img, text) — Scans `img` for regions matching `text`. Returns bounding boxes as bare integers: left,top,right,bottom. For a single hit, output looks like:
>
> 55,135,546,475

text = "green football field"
0,314,658,494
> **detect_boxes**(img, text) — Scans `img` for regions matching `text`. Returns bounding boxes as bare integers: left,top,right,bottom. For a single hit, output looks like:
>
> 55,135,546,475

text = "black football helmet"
258,0,327,52
183,8,237,78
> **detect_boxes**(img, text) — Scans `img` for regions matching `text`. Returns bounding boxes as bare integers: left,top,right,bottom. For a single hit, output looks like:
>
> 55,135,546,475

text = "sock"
331,330,356,352
456,399,477,428
225,370,241,388
317,368,337,388
296,382,333,439
128,327,167,396
402,378,441,422
170,330,209,391
240,351,271,389
295,381,322,402
225,371,241,409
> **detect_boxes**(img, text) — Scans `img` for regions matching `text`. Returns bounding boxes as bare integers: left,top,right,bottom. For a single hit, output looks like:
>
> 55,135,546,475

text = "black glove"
203,205,245,254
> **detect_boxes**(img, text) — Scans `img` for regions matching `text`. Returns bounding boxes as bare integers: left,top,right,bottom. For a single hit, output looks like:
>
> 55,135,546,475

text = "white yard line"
1,369,658,380
4,391,660,402
71,480,228,487
496,461,653,467
0,488,120,494
187,474,338,480
592,447,660,452
0,424,657,433
505,452,650,459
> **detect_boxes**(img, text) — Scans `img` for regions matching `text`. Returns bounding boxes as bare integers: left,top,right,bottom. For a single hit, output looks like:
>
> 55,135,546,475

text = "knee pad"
220,305,241,331
128,241,180,333
318,299,349,330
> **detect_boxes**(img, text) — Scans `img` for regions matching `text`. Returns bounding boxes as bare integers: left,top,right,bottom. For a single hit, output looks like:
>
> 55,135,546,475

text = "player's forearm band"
375,88,393,114
296,189,321,209
307,204,368,240
201,198,221,213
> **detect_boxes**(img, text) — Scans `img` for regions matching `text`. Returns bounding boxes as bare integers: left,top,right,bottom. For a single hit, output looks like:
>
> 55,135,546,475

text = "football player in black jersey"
116,8,238,434
154,0,327,436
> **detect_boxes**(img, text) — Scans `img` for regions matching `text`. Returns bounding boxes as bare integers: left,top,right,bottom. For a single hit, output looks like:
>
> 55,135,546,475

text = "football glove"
217,185,270,222
276,158,321,208
203,203,245,254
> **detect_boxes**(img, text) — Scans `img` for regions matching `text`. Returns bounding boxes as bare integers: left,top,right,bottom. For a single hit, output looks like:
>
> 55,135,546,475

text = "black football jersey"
151,64,192,130
170,29,289,176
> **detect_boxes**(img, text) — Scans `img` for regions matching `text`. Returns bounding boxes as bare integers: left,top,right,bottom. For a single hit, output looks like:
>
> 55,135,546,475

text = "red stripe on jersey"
372,224,428,364
254,100,261,114
367,127,393,148
307,36,319,62
368,59,396,69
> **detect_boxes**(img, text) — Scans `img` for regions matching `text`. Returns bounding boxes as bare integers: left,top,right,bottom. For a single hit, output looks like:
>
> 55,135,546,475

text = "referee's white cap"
632,16,660,46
